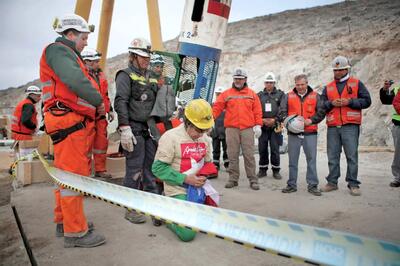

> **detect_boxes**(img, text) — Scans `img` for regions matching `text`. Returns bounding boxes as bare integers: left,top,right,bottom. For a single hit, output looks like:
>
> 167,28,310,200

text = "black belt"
49,120,86,144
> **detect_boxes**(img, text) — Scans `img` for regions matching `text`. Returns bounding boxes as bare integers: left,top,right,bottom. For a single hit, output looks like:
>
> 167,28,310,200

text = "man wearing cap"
11,86,42,140
40,14,105,247
279,74,326,196
213,68,263,190
114,38,160,225
211,86,229,171
257,72,284,179
81,47,114,179
380,79,400,188
321,56,371,196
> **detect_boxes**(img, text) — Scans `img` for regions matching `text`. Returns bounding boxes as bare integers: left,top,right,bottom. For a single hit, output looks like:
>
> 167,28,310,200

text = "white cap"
332,56,351,70
128,38,151,58
81,47,101,61
264,72,276,82
232,67,247,79
53,14,94,34
215,86,224,93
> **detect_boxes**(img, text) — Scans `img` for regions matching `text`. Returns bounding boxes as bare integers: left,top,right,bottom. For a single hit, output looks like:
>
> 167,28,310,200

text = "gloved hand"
119,126,137,152
253,125,262,138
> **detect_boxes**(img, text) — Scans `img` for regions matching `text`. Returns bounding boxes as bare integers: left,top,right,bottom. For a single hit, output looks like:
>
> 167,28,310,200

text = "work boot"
213,162,220,171
349,187,361,196
282,186,297,193
56,222,95,238
272,170,282,180
95,171,112,179
257,169,267,178
250,182,260,190
224,162,229,169
320,183,338,193
64,231,106,248
225,181,238,189
152,217,163,227
125,210,146,224
390,180,400,187
308,186,322,196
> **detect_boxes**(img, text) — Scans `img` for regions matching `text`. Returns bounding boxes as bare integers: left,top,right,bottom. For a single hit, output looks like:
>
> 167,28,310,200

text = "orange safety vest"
156,118,182,135
326,77,361,126
11,98,37,135
40,43,97,119
287,90,318,133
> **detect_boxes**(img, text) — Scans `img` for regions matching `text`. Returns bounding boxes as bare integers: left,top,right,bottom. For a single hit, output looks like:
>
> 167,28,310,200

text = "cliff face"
2,0,399,145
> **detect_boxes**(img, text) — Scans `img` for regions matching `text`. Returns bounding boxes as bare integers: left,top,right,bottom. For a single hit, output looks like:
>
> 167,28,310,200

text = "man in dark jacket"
212,87,229,170
320,56,371,196
380,79,400,187
114,37,159,225
257,72,284,179
279,74,326,196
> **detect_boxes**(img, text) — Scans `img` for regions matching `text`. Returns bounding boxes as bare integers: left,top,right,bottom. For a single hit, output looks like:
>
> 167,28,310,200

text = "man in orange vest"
279,74,326,196
40,14,106,248
81,47,114,179
321,56,371,196
213,68,263,190
11,86,42,140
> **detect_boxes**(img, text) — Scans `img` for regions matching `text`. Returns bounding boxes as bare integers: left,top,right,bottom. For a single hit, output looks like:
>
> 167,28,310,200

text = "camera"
389,80,394,85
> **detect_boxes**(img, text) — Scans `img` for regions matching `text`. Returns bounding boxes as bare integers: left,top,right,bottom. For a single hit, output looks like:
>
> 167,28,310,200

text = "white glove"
119,126,137,152
253,125,262,139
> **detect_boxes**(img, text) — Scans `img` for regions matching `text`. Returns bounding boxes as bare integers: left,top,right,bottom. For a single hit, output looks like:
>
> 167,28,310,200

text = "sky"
0,0,342,90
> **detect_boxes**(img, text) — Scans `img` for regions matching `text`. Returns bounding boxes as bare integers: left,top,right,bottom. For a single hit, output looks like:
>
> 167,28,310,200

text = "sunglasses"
192,125,208,134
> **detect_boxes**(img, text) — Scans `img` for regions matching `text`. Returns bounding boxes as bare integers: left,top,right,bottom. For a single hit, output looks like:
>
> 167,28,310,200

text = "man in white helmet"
320,56,371,196
82,47,114,179
40,14,105,248
114,38,160,225
211,86,229,171
279,74,326,196
256,72,284,179
213,68,263,190
11,86,42,140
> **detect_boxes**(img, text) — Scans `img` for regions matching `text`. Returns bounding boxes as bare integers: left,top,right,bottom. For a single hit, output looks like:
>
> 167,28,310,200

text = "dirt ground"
1,150,400,266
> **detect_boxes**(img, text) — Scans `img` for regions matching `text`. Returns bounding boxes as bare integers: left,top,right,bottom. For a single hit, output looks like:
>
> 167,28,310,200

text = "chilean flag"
207,0,231,19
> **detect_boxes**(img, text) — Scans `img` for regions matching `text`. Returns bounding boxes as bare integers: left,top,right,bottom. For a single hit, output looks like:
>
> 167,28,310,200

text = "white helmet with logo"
128,38,151,58
53,14,94,34
332,56,351,70
264,72,276,82
232,67,247,79
283,115,304,134
81,47,101,61
25,85,42,95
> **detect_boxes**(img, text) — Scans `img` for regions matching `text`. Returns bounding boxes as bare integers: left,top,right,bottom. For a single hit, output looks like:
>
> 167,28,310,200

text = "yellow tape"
36,151,400,266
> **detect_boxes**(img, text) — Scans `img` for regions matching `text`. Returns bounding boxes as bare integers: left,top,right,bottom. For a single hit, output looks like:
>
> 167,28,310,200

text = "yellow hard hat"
184,99,214,129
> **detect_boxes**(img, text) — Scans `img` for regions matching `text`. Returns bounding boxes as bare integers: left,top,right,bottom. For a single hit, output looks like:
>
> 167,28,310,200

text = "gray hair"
294,74,308,82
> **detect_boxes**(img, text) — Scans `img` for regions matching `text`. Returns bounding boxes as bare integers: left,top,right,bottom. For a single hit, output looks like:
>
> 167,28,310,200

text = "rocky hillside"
1,0,399,146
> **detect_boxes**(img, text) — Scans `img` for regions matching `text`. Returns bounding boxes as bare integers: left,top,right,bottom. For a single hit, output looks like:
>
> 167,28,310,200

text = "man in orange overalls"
40,14,106,248
82,47,114,179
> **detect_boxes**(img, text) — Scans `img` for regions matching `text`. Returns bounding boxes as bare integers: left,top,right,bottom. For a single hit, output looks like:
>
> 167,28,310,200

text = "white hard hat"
25,85,42,95
215,86,224,93
232,67,247,79
128,38,151,58
150,54,165,66
264,72,276,82
81,47,101,61
283,115,304,134
332,56,351,70
53,14,94,34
